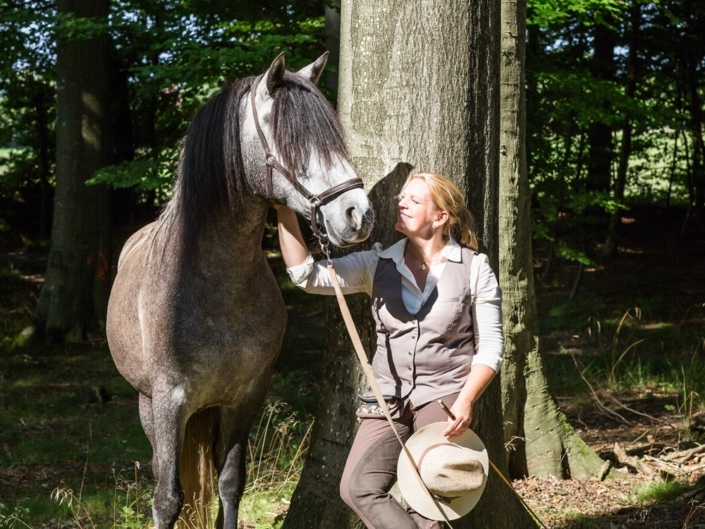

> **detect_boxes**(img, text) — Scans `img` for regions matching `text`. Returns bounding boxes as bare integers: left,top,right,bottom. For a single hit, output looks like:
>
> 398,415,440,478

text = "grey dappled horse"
106,53,373,529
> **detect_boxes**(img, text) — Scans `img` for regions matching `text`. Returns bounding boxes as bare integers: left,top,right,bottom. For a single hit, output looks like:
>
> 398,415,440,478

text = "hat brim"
397,422,489,520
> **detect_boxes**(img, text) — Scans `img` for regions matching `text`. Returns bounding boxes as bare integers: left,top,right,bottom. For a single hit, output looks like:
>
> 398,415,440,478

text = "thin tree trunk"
586,21,616,195
499,0,530,479
33,0,112,342
603,2,641,257
688,81,704,224
285,0,534,527
324,0,341,99
666,130,679,209
34,83,52,237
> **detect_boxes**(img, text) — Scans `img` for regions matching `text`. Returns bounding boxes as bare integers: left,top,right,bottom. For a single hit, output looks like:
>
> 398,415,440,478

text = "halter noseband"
249,74,364,252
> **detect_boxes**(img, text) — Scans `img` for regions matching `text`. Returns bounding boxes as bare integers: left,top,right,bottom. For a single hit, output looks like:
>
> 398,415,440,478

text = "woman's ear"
433,210,449,229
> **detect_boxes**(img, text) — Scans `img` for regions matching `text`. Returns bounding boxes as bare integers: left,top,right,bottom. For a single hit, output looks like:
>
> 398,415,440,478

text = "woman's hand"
442,364,497,440
443,396,473,441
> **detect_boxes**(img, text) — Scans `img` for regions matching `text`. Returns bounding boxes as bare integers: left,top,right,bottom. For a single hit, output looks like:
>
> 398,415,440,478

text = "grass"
540,293,705,414
0,341,314,529
634,480,690,503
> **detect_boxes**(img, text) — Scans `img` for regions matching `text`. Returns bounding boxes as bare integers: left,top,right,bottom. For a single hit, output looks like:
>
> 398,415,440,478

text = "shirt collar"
377,237,462,263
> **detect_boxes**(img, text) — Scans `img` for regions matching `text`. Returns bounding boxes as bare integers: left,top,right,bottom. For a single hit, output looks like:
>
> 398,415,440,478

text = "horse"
106,52,374,529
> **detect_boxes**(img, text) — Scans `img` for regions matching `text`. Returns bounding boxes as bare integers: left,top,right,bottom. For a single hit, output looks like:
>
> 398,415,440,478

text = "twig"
682,462,705,474
569,262,584,300
570,353,635,426
613,442,655,477
663,444,705,463
643,455,684,476
603,392,662,423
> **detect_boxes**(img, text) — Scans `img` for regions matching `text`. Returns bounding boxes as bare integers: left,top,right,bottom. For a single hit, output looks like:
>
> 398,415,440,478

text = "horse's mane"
155,69,351,269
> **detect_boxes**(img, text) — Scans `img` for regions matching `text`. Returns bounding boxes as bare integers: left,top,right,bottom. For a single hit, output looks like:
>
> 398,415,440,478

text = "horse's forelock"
271,72,350,176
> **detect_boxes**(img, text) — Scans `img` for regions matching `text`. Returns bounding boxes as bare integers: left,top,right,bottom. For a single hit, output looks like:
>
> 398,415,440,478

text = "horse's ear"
262,52,286,97
297,51,329,85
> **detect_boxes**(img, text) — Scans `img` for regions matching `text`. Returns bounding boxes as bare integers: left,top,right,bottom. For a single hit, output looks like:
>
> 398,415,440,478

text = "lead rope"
327,264,549,529
327,265,455,528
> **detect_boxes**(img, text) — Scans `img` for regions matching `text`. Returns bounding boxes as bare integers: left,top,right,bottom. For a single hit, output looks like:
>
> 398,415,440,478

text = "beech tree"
499,0,608,480
284,0,535,527
32,0,113,342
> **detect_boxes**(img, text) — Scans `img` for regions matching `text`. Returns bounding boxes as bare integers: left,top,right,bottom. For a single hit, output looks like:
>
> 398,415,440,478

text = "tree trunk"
499,0,608,482
33,0,112,342
586,21,616,194
603,2,642,257
284,0,534,527
324,0,341,98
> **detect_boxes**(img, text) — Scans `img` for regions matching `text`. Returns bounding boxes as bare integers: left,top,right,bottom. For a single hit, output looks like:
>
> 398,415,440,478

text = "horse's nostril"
346,206,362,229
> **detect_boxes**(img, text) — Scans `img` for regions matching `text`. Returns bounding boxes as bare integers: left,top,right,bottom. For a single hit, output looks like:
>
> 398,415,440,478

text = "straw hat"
397,423,489,520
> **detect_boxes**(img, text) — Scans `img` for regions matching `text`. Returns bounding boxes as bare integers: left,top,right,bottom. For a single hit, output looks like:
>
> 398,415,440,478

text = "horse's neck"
190,195,270,273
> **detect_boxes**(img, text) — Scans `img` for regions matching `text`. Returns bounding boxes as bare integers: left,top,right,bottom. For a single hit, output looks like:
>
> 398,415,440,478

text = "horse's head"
241,53,374,247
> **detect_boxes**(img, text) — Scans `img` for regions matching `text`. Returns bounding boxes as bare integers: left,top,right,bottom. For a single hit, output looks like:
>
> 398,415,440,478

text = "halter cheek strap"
249,75,364,247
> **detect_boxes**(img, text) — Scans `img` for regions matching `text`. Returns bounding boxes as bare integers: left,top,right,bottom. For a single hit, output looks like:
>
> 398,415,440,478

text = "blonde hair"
405,172,478,251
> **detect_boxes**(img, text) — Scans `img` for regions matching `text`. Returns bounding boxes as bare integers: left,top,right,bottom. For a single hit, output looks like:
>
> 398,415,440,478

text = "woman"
276,172,503,529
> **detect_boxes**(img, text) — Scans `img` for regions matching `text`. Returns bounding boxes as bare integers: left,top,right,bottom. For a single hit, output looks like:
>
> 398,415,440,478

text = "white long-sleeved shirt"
287,237,504,372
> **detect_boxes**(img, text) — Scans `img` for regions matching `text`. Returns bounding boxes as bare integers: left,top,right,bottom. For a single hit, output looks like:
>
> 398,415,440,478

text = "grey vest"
370,248,475,407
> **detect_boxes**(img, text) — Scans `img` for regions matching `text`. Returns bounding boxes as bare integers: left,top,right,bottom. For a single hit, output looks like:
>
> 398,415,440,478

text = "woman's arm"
276,205,378,295
444,255,503,440
276,205,310,268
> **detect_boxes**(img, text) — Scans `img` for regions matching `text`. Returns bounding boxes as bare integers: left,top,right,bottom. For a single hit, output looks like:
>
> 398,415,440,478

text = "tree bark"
33,0,112,342
284,0,534,527
499,0,613,482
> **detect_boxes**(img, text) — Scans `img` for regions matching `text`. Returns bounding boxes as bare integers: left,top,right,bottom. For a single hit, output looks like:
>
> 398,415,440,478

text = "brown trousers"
339,393,459,529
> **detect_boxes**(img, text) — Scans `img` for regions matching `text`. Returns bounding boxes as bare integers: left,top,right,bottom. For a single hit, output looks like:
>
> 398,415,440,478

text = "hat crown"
397,423,489,521
419,443,485,498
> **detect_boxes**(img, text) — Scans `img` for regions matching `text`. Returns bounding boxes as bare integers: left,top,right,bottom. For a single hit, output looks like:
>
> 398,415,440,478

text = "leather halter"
249,74,364,246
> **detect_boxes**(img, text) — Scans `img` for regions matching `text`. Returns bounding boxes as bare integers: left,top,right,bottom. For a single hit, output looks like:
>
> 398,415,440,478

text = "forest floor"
0,204,704,528
510,205,705,528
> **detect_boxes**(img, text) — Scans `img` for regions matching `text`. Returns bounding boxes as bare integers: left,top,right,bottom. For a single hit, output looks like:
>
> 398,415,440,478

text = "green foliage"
528,0,630,27
524,0,705,271
89,148,179,200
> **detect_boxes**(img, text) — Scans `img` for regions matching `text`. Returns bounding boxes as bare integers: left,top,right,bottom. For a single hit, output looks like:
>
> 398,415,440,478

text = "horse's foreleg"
138,393,159,480
214,409,248,529
150,390,189,529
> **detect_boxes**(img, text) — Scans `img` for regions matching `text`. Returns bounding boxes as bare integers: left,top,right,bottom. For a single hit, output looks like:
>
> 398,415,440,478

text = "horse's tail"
178,407,218,529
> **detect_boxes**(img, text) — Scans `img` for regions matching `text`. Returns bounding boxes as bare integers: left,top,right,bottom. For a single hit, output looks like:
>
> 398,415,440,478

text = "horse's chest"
170,276,286,371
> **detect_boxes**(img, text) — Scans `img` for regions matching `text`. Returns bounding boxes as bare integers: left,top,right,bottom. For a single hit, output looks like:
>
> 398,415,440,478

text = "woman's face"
395,178,444,238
